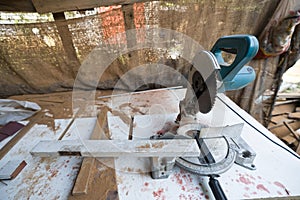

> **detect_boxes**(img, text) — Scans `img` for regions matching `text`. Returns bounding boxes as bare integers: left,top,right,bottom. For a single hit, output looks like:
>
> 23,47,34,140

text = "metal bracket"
151,157,176,179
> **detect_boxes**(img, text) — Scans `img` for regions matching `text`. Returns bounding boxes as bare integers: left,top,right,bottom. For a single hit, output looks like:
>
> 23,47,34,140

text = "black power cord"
217,96,300,160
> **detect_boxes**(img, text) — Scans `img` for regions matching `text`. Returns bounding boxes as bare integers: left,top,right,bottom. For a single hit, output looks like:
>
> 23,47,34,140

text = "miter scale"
150,35,259,199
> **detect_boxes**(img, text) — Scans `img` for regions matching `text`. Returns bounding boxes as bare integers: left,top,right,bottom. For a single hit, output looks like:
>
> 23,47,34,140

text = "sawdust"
152,141,164,149
137,141,164,149
136,143,151,149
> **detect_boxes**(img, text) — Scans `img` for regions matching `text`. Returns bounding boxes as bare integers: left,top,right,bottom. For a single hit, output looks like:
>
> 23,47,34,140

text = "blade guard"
211,35,259,91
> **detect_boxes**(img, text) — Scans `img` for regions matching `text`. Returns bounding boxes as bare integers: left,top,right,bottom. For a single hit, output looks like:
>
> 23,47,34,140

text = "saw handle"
209,176,228,200
211,35,258,82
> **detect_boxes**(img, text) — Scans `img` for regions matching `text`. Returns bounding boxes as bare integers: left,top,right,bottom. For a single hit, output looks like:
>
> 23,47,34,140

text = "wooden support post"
122,4,137,49
53,12,81,77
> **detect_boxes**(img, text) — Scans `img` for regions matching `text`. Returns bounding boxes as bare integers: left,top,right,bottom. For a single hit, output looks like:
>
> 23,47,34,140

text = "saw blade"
181,50,219,116
191,50,219,113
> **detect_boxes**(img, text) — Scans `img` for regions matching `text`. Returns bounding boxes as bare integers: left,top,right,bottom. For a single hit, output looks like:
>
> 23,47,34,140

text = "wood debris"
268,95,300,155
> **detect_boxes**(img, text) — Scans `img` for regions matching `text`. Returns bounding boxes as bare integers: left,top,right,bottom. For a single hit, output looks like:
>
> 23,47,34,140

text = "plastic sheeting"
0,99,41,125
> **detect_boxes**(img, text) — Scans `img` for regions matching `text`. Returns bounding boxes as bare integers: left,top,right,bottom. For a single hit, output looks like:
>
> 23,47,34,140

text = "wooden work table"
0,88,300,199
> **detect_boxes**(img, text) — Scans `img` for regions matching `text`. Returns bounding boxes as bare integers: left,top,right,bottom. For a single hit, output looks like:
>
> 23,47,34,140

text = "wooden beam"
72,107,110,195
0,0,36,12
32,0,152,14
53,12,81,78
30,139,200,157
122,4,137,49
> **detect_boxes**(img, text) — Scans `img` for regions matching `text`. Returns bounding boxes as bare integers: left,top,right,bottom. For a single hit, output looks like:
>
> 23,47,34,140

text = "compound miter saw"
150,35,259,200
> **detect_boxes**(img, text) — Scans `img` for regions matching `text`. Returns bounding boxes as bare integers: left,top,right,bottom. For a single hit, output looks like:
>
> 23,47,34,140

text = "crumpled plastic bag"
255,0,300,58
0,99,41,126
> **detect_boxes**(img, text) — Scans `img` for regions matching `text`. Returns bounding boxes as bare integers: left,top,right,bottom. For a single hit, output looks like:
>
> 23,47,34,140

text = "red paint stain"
274,181,285,189
50,168,58,178
205,194,209,199
173,173,183,185
256,184,270,193
277,191,282,195
153,188,164,198
66,160,70,163
244,194,250,198
239,176,252,185
178,194,186,200
200,192,204,196
274,181,290,195
181,186,185,191
144,182,149,187
252,192,257,195
64,165,67,168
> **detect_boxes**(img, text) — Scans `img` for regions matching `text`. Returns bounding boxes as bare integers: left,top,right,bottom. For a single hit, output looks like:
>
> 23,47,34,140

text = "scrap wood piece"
296,143,300,155
283,121,300,141
30,139,200,158
0,111,44,160
269,120,300,138
69,158,118,200
277,93,300,99
281,134,297,145
270,114,292,124
0,160,27,180
272,101,297,115
72,106,111,196
288,112,300,120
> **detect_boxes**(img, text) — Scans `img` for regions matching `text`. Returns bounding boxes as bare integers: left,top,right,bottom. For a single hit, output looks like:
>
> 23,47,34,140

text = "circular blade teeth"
184,50,218,114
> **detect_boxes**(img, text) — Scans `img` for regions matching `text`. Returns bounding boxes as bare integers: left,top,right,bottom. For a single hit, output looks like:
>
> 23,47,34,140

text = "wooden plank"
270,114,292,125
288,112,300,120
32,0,152,14
72,107,110,195
283,121,300,141
30,139,200,158
277,93,300,99
269,120,300,138
296,143,300,155
281,134,297,145
272,102,296,115
0,0,36,12
0,111,43,160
